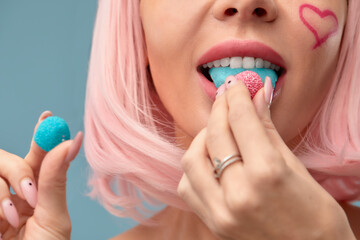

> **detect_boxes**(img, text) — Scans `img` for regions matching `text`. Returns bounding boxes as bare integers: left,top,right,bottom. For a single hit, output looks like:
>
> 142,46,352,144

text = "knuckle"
177,186,184,199
252,154,289,187
177,180,187,199
180,154,193,173
211,211,237,236
8,160,32,180
0,149,21,165
225,189,258,214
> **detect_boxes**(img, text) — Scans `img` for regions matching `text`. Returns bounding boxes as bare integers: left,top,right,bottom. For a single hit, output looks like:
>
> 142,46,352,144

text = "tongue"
209,67,278,89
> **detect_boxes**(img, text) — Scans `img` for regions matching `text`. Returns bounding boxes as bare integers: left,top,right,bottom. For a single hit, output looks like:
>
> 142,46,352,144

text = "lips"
197,40,286,68
197,40,287,101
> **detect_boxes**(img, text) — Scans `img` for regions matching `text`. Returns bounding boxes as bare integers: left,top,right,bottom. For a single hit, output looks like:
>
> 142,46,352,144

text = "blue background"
1,1,359,239
0,0,137,239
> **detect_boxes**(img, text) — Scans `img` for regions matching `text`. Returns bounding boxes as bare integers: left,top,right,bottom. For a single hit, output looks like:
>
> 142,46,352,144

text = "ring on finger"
213,154,242,178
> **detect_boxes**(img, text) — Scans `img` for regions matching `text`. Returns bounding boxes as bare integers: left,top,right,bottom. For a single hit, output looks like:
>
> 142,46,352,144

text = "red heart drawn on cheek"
299,4,339,49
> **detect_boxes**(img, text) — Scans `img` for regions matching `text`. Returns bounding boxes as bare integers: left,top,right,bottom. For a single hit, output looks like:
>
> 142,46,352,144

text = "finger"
177,174,208,221
180,129,222,208
35,131,82,218
0,178,19,228
206,86,244,181
0,150,37,208
252,77,287,152
225,76,281,169
252,78,310,175
24,111,53,175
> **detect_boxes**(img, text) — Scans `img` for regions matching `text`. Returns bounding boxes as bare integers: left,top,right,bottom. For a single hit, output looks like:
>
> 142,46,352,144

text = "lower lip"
273,71,286,99
198,70,286,102
198,71,217,101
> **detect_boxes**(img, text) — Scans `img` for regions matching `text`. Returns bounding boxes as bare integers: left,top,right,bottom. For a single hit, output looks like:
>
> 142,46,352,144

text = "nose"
212,0,278,22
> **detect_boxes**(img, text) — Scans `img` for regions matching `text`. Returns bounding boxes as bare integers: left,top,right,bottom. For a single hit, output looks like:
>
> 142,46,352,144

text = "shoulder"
110,224,158,240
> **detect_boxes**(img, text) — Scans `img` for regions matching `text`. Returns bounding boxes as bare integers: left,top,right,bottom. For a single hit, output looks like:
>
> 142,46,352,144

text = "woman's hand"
0,111,82,240
178,77,356,240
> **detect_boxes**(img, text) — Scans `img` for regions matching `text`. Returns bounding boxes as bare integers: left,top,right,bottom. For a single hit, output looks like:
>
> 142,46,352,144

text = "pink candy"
234,71,263,99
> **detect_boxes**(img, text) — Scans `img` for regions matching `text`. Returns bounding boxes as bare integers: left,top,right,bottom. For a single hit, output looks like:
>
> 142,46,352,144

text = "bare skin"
125,0,357,239
112,203,360,240
1,0,357,239
0,111,83,239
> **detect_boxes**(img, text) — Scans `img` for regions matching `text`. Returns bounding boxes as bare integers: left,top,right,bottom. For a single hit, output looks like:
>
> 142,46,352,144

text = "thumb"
35,131,83,215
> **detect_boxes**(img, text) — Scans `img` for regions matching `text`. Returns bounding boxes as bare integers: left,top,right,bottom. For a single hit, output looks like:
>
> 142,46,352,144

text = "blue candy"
34,116,70,152
209,67,278,89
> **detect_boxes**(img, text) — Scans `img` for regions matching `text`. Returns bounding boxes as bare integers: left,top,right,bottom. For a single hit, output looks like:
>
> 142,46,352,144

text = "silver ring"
213,154,242,178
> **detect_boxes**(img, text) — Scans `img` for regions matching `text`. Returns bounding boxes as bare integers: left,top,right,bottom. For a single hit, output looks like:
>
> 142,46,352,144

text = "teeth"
243,57,255,69
202,56,281,72
230,57,242,68
255,58,264,68
213,60,221,67
220,57,230,67
263,60,271,68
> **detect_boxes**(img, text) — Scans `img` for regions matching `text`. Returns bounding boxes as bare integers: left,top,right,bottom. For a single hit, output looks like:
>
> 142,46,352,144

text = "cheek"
141,1,197,65
271,3,345,143
299,4,339,49
297,2,346,50
141,1,212,140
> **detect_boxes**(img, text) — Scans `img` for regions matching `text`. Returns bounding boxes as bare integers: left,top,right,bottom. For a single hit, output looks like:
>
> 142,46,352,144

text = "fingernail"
65,131,83,163
215,84,226,98
225,75,238,88
264,76,274,106
20,178,38,208
1,198,19,228
38,110,52,122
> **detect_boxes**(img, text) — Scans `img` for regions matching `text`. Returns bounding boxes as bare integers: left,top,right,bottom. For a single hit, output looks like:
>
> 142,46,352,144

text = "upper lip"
197,40,286,69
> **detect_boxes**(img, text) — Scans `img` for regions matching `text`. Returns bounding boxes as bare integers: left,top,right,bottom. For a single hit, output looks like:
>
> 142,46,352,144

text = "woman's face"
140,0,347,148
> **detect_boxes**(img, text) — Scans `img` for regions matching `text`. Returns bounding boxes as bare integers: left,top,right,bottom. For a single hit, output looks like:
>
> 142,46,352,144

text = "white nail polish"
1,198,19,228
264,76,274,107
20,178,38,208
216,84,226,98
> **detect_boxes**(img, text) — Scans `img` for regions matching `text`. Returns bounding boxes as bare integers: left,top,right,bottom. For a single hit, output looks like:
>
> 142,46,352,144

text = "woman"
0,0,359,239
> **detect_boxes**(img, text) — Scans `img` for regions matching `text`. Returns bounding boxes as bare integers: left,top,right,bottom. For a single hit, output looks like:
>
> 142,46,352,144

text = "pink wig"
295,0,360,201
84,0,360,222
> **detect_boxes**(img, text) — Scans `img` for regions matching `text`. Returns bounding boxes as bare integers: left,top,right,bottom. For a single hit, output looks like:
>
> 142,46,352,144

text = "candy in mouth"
209,67,278,90
230,71,264,99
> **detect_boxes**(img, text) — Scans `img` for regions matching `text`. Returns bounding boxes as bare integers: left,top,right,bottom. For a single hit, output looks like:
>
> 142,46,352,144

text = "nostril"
225,8,238,16
253,8,267,17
